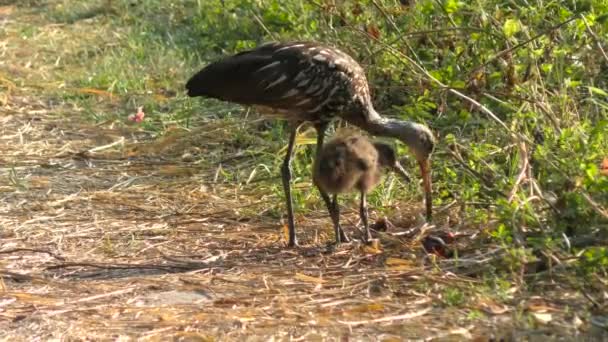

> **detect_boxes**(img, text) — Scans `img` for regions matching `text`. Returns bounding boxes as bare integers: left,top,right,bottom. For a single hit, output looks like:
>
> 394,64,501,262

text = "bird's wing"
186,42,367,114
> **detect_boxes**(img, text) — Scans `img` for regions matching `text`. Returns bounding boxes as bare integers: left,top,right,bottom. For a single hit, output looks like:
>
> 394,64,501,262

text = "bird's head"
390,120,435,221
374,141,413,184
402,122,435,162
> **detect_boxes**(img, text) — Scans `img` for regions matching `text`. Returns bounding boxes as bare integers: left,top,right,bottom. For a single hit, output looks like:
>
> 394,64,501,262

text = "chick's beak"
392,161,411,183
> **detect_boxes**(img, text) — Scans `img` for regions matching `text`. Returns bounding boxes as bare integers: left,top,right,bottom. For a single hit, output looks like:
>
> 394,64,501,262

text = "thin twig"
338,307,431,325
581,192,608,220
508,140,530,202
470,16,579,75
45,261,196,271
251,11,278,41
580,14,608,64
349,26,527,140
87,136,125,153
0,247,65,261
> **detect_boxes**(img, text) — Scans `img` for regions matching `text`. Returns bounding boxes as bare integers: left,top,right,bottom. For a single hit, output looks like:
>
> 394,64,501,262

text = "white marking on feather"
308,85,340,113
256,61,280,72
281,89,300,98
293,71,306,82
334,58,347,66
313,54,327,62
276,43,305,52
295,98,312,106
265,74,288,89
312,83,329,96
305,83,321,94
313,78,332,96
297,79,309,87
319,49,332,55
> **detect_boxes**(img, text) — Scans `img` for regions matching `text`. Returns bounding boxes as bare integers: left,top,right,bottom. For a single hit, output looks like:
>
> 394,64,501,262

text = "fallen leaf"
172,332,213,341
362,244,382,254
339,307,431,325
11,292,61,305
75,87,114,100
478,299,510,315
526,302,561,313
386,265,415,271
525,297,561,312
532,312,552,324
446,327,473,339
158,165,195,177
349,303,384,313
366,24,381,40
600,158,608,176
385,257,414,266
295,272,326,284
282,224,289,243
0,6,14,16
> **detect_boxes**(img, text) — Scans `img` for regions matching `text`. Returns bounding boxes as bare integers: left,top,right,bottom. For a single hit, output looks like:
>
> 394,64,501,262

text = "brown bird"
186,41,435,247
313,133,412,243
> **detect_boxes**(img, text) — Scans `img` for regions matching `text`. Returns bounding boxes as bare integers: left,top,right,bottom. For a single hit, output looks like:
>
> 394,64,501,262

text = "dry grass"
0,2,602,340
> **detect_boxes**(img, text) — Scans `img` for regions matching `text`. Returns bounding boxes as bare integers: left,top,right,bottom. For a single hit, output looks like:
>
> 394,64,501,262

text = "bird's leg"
360,192,372,243
314,122,350,245
282,123,301,247
329,194,345,244
337,212,349,243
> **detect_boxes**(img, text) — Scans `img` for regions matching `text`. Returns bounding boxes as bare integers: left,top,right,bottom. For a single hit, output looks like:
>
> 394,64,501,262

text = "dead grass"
0,2,602,340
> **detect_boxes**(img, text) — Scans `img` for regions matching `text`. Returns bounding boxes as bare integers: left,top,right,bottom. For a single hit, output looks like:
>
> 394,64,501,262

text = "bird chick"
313,133,411,243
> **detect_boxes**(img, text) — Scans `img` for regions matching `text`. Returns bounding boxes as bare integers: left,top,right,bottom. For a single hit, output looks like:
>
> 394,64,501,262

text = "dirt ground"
0,2,602,341
0,94,495,340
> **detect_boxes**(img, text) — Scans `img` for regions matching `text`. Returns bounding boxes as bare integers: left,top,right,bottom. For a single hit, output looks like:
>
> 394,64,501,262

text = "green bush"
185,0,608,272
47,0,608,275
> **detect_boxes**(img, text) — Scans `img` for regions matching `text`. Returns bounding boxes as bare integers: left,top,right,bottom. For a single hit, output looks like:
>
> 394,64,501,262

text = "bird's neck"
342,106,419,148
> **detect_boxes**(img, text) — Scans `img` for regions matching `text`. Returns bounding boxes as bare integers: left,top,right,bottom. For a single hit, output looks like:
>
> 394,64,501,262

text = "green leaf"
587,86,608,97
585,163,599,181
503,19,521,38
444,0,460,14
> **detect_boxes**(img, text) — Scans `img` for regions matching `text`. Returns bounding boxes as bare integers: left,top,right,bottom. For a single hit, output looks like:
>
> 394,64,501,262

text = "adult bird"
186,41,435,247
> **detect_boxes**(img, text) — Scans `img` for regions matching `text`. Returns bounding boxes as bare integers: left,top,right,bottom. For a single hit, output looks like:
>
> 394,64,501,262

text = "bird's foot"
287,238,299,248
325,242,338,253
324,239,353,253
360,231,374,244
339,231,351,244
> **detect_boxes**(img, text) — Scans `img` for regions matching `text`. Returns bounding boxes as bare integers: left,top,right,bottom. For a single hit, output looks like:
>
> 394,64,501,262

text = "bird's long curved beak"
392,161,411,183
418,158,432,221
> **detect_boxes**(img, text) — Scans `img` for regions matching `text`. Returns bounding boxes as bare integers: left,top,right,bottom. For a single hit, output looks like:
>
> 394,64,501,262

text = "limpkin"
313,132,412,243
186,41,435,247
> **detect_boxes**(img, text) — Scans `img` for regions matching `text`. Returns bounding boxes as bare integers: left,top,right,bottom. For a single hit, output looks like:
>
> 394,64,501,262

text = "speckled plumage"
186,41,371,123
186,41,435,247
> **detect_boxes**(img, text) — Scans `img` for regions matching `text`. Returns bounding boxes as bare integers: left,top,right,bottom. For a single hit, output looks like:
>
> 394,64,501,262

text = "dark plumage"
313,133,411,243
186,42,369,121
186,41,434,247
